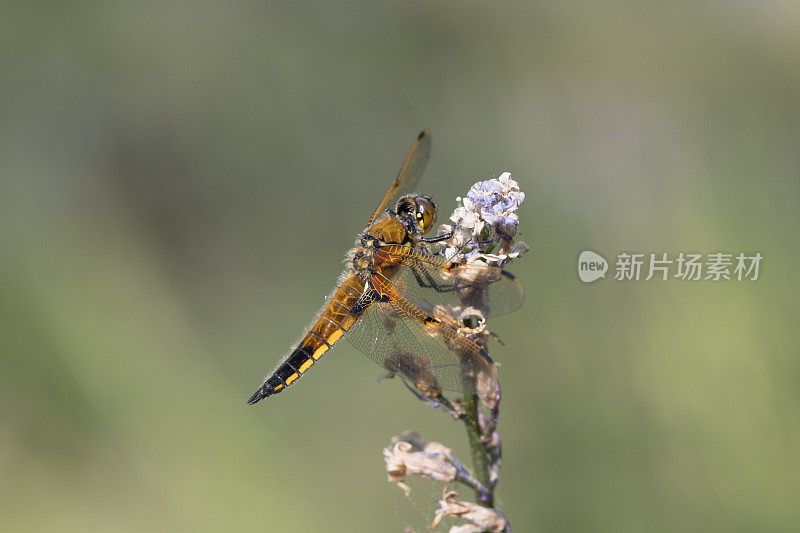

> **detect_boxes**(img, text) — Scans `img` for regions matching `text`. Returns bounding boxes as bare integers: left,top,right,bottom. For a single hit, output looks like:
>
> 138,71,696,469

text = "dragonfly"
247,131,523,404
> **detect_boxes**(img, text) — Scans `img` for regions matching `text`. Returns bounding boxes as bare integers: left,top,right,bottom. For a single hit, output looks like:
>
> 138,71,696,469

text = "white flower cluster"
439,172,530,265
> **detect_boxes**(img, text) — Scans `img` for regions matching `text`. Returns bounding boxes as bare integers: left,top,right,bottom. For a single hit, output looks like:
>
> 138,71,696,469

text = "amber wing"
345,271,499,400
366,130,432,228
374,245,525,319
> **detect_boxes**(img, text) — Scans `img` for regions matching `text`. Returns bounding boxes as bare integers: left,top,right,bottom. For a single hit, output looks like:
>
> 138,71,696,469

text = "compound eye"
415,197,437,232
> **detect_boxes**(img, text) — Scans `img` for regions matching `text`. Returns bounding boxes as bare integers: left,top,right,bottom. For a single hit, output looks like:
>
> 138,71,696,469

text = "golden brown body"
247,212,411,402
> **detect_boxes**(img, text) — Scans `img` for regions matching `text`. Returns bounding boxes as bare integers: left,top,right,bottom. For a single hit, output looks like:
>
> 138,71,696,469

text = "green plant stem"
462,393,493,507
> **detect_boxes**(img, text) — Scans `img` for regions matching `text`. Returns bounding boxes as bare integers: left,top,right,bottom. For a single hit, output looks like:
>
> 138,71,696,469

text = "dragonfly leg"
420,228,454,243
410,266,455,293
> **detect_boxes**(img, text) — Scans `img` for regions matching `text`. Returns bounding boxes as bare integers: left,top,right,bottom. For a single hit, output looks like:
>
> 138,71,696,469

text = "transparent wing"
366,130,431,228
375,245,524,320
346,281,498,399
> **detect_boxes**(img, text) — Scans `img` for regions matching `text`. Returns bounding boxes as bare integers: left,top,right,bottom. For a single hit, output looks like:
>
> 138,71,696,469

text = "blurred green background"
2,2,799,531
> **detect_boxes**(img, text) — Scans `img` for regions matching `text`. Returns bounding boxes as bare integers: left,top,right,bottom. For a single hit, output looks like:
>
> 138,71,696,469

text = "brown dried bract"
383,434,457,492
428,488,507,533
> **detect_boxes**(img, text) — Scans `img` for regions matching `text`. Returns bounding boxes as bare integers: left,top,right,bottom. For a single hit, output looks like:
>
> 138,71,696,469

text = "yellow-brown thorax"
353,194,439,278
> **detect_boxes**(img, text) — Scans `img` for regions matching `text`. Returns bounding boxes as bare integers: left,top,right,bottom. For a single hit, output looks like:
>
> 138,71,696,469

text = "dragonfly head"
397,195,437,234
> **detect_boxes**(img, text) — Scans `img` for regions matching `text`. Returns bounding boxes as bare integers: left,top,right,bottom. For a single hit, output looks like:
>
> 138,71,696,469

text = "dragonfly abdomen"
247,274,366,404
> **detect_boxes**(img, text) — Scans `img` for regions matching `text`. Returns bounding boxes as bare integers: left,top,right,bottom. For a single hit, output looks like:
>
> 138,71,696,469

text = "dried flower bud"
383,435,457,489
428,489,508,533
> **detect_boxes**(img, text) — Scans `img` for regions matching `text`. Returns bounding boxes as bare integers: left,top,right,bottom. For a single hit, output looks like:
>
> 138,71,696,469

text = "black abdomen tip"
247,385,272,405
